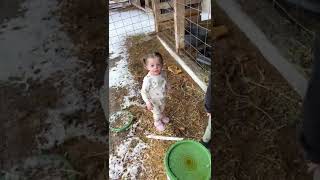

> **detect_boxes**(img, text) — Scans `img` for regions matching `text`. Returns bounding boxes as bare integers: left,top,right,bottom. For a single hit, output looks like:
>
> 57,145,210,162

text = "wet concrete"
0,0,77,83
0,0,107,179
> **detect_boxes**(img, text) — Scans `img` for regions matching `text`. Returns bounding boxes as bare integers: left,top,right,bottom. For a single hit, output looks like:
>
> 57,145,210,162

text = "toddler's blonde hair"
142,52,164,66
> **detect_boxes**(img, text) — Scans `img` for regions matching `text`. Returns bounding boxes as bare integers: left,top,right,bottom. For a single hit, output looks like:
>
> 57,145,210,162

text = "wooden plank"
159,2,173,9
132,2,149,11
163,20,174,25
158,0,200,9
110,0,129,4
158,9,199,22
132,0,141,6
186,0,201,5
159,24,173,31
159,20,174,31
152,0,161,32
159,20,174,27
145,0,152,8
109,2,131,9
159,13,174,22
174,0,185,51
185,8,200,15
159,0,200,6
185,15,199,23
145,6,153,12
159,25,173,31
157,0,200,5
159,14,199,23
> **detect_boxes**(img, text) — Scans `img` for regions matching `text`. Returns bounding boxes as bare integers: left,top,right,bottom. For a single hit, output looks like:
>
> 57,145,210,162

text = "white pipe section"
146,134,184,141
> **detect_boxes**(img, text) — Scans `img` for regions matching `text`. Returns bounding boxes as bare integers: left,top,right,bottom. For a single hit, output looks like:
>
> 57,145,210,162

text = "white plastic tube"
146,134,184,141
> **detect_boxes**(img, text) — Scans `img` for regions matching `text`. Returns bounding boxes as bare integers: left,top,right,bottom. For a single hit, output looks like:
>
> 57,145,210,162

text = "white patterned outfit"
141,71,167,121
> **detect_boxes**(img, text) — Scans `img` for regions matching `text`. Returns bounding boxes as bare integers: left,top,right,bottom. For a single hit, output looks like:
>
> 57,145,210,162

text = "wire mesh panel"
109,1,155,52
156,0,212,71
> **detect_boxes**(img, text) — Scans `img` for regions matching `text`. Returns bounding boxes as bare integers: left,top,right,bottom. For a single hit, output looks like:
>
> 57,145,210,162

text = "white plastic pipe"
146,134,184,141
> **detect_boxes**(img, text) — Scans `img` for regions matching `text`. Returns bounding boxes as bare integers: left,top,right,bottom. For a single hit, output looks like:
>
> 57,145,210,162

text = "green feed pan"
164,140,211,180
109,110,134,133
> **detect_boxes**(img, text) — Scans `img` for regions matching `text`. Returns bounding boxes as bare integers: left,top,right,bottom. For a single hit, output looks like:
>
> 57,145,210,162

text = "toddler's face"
145,57,162,75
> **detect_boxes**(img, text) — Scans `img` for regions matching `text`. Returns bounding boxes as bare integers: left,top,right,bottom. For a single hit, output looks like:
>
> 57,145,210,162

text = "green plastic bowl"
109,110,134,133
164,140,211,180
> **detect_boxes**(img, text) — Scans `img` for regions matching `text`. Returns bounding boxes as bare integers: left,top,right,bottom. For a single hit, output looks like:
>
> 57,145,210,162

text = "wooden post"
152,0,160,32
174,0,185,52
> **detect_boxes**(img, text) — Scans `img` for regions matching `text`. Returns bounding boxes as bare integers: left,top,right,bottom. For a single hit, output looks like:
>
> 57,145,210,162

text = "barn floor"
0,0,107,179
108,6,210,179
212,3,311,180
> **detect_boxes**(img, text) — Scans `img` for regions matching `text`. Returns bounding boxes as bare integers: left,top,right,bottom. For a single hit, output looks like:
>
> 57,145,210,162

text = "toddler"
141,52,170,131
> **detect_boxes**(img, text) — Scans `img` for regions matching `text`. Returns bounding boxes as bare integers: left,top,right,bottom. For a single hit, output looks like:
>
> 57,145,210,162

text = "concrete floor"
0,0,106,178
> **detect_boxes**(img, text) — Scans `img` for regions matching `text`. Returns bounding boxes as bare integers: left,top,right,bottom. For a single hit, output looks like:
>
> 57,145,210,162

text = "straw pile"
125,34,209,179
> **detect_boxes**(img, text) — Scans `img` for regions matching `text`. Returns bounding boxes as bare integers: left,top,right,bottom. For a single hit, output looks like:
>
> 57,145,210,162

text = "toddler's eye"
151,65,154,67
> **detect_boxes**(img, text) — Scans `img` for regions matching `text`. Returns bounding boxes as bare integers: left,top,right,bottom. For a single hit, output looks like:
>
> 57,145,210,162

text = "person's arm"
141,77,153,110
205,76,213,115
300,32,320,164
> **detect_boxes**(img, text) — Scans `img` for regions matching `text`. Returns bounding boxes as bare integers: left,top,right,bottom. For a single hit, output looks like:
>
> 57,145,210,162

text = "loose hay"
125,34,208,179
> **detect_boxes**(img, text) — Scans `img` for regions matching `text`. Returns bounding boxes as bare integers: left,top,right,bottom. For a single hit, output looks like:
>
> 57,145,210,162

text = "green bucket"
164,140,211,180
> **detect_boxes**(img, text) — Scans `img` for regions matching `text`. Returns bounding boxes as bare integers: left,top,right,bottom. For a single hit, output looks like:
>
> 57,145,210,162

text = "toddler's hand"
207,113,211,117
146,102,153,111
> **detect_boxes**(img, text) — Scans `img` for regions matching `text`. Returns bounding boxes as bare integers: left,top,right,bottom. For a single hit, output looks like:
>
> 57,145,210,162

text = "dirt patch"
212,4,310,179
124,34,208,179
